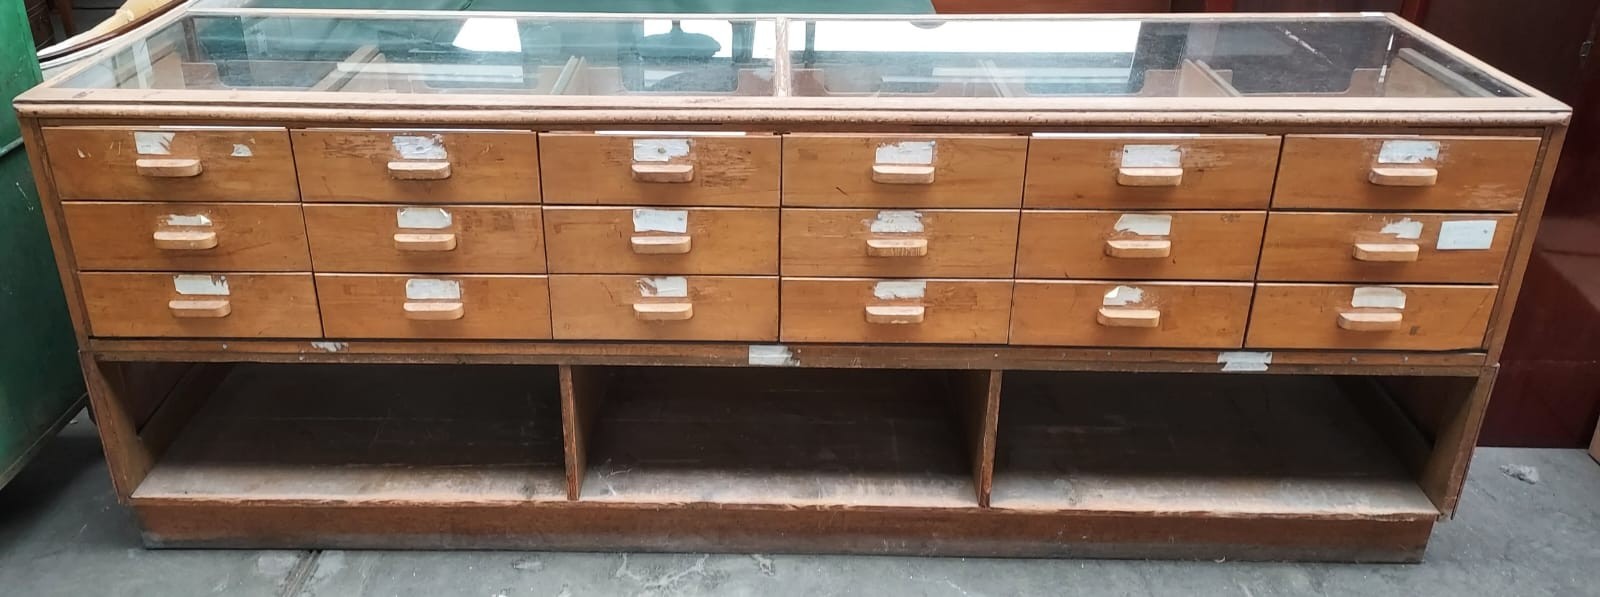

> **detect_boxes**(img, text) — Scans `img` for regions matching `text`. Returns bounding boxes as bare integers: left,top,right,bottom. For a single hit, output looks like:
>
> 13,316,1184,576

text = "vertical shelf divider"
559,364,609,501
948,369,1003,507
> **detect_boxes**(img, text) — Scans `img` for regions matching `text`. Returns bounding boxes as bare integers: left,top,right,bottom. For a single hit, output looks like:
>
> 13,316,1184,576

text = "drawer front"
539,133,780,207
781,209,1019,278
1258,213,1516,283
1023,134,1280,209
544,207,777,275
43,126,298,201
782,134,1027,208
63,202,310,272
1246,283,1497,351
317,274,551,340
550,275,777,341
293,129,540,203
79,272,320,338
1016,211,1264,281
1010,281,1252,348
1274,135,1541,211
303,205,545,273
779,278,1012,344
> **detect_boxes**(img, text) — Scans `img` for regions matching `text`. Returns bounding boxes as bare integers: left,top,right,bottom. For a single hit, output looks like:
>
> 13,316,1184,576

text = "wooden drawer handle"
136,158,203,178
168,298,230,318
634,302,694,321
631,235,692,255
1104,239,1171,259
404,301,464,321
387,160,452,180
1338,311,1403,331
866,238,928,257
1368,166,1438,187
1096,307,1161,328
153,229,218,250
865,305,925,324
1353,242,1420,262
631,163,695,183
394,232,457,252
1116,166,1182,187
871,164,935,185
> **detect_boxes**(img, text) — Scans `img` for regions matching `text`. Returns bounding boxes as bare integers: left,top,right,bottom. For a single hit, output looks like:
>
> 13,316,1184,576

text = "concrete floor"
2,413,1599,597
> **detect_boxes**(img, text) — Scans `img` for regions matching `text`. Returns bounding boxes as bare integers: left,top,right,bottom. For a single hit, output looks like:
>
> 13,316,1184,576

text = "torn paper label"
1436,220,1497,250
633,138,691,163
1102,285,1144,307
309,341,348,353
873,280,926,300
748,344,797,367
638,276,689,298
231,144,253,157
405,278,461,300
1218,351,1272,372
1352,286,1406,309
1113,214,1172,237
1379,218,1424,240
396,207,452,229
392,134,448,160
135,131,175,155
173,275,228,296
163,214,212,227
1377,140,1440,165
869,211,924,234
1121,144,1181,168
875,141,935,165
633,208,689,234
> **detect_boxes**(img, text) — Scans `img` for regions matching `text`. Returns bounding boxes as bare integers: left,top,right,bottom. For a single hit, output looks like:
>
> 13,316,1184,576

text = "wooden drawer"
539,133,779,207
1246,284,1497,351
79,272,320,338
62,202,309,272
781,209,1019,278
1258,213,1516,284
1023,134,1280,209
1010,281,1252,348
303,205,545,273
779,278,1012,344
42,126,298,201
1016,211,1263,281
292,129,539,203
782,134,1027,208
544,207,776,275
316,274,551,340
1274,135,1541,211
549,275,777,341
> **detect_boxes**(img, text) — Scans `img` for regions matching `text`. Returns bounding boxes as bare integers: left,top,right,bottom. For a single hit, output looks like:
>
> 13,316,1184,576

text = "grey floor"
3,413,1600,597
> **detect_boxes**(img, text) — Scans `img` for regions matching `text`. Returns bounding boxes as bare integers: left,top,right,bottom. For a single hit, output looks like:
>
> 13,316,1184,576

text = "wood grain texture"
782,134,1027,208
543,206,777,275
780,278,1013,344
303,204,545,273
63,202,310,272
1258,212,1517,283
1010,281,1252,348
80,356,154,502
560,365,609,500
79,272,322,338
1273,135,1542,211
950,370,1001,508
1246,283,1497,351
539,133,779,207
1024,135,1280,209
42,126,298,201
1016,210,1263,281
293,129,540,203
549,275,778,341
781,209,1019,278
316,274,551,340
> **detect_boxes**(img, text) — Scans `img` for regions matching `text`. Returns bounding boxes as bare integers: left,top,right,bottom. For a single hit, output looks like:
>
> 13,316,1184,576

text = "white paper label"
869,211,924,234
1377,140,1440,165
396,207,452,230
633,208,689,234
1121,144,1182,168
873,280,926,300
1113,214,1172,237
748,344,797,367
874,141,935,166
1218,351,1272,372
405,278,461,301
1379,218,1425,240
633,138,691,163
230,144,253,157
1102,285,1145,307
309,341,348,353
134,131,175,155
392,134,448,160
173,275,228,296
1352,287,1407,309
1436,220,1497,250
638,276,688,298
163,214,212,227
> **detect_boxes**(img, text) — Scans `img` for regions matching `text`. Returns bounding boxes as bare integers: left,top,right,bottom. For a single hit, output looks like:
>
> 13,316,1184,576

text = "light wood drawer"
544,207,776,275
79,272,320,338
292,129,539,203
539,133,779,207
1016,211,1263,281
1246,283,1497,351
782,134,1027,208
779,278,1012,344
1023,134,1280,209
1274,135,1541,211
549,275,777,341
781,209,1018,278
1010,281,1252,348
42,126,297,201
1258,213,1516,284
316,274,551,340
63,202,309,272
303,205,545,273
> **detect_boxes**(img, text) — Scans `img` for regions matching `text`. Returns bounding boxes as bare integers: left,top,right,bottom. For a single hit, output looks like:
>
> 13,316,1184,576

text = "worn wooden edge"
558,364,609,501
946,370,1001,507
20,118,90,344
80,354,154,502
1423,367,1498,517
1485,125,1569,362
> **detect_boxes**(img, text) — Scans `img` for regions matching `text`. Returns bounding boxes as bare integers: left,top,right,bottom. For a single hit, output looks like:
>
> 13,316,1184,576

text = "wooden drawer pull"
1368,166,1438,187
1338,311,1403,331
866,238,928,257
631,235,692,255
1353,242,1421,262
387,160,453,180
393,232,457,252
153,229,218,250
1116,166,1182,187
631,163,695,183
136,158,203,178
634,302,694,321
404,301,465,321
168,298,230,318
865,305,925,324
1104,239,1171,259
1096,307,1161,328
871,164,935,185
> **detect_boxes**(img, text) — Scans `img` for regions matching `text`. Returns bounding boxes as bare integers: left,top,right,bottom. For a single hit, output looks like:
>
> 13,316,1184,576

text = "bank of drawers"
44,125,1539,351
